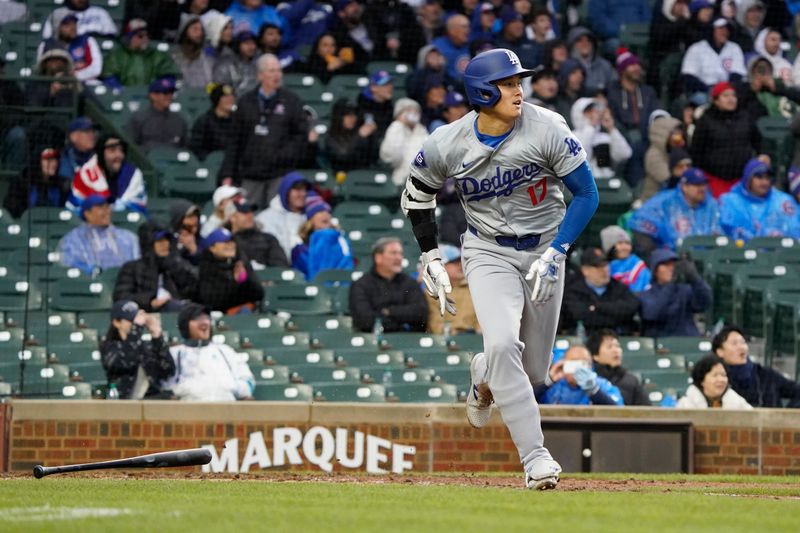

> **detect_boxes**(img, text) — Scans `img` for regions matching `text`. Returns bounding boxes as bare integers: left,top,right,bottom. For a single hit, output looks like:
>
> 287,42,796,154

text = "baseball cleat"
466,352,493,428
525,459,562,491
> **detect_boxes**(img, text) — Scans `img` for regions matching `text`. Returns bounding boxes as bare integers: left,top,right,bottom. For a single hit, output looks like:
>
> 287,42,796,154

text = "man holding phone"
534,345,623,405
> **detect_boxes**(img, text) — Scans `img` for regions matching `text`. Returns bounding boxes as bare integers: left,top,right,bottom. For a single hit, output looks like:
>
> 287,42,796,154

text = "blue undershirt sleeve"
551,161,599,254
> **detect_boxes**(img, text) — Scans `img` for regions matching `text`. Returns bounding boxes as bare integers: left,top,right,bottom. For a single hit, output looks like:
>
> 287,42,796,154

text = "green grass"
0,475,798,532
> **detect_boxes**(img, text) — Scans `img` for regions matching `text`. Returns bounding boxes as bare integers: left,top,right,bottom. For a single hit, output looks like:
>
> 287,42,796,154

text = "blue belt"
468,224,541,251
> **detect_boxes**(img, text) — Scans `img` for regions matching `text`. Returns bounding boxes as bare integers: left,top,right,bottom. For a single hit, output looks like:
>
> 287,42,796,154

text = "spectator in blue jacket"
58,116,96,187
589,0,652,54
630,167,721,256
277,0,334,50
432,14,471,83
291,193,353,281
719,158,800,241
639,248,711,337
226,0,288,38
713,325,800,408
535,345,624,405
600,225,651,293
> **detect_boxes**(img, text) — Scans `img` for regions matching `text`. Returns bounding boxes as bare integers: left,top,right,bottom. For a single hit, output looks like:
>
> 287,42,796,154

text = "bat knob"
33,465,46,479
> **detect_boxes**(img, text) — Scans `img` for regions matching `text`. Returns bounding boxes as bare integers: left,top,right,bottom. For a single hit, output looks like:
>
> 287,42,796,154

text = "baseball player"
402,49,599,490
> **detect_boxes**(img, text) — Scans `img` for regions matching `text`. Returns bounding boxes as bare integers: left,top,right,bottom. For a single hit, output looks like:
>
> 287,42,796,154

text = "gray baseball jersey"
409,103,587,237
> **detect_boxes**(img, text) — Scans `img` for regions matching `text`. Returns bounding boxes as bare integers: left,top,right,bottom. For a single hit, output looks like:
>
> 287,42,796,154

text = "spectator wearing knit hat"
126,76,189,152
600,225,651,294
102,19,179,88
197,228,264,314
189,83,236,161
630,167,721,255
37,11,103,83
681,17,745,99
607,48,660,140
172,15,215,89
690,80,761,197
291,193,353,281
719,158,800,241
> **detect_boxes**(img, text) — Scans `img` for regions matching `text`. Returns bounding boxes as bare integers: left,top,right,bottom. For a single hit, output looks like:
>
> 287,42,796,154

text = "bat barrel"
33,448,212,478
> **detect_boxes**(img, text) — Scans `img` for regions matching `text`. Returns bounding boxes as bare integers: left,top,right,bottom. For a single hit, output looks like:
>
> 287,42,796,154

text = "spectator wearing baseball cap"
254,171,311,258
290,192,352,281
424,243,480,336
43,1,117,40
429,91,469,132
57,194,140,275
189,83,236,161
639,247,711,337
102,19,179,89
560,247,640,336
100,299,175,400
600,225,651,294
681,17,745,100
3,146,67,218
630,166,722,256
58,116,96,186
229,198,289,270
201,184,247,238
38,10,104,83
197,227,264,314
690,79,761,198
126,76,189,152
213,29,259,92
113,221,198,313
719,158,800,241
357,69,395,137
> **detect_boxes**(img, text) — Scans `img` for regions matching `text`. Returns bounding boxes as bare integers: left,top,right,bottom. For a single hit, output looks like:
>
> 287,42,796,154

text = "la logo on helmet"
504,50,520,65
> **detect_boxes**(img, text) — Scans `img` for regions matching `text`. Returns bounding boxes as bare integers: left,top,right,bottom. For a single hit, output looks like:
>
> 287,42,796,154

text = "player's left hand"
526,247,566,305
420,250,456,317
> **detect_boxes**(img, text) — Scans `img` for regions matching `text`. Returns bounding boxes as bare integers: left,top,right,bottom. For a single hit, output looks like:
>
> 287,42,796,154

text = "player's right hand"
420,250,456,317
526,247,566,305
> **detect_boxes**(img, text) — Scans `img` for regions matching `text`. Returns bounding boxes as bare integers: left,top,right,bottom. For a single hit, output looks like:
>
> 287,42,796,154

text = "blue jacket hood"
277,171,310,210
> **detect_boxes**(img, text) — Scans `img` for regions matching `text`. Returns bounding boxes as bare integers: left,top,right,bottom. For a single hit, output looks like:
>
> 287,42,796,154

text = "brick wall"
5,402,800,476
0,403,8,472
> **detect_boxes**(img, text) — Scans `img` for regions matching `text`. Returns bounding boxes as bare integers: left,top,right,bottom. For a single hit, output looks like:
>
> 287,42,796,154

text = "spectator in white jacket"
676,354,752,409
681,18,745,101
254,171,309,258
162,303,255,402
379,97,429,186
571,97,632,178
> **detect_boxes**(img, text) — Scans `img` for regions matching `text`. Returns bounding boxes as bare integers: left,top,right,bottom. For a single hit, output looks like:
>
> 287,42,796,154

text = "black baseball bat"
33,448,212,479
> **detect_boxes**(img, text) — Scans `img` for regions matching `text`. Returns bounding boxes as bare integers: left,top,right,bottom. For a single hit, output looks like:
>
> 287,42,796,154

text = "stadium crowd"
3,0,800,407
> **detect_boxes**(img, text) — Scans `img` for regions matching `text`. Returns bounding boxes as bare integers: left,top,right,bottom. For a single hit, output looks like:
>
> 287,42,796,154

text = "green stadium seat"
656,336,713,357
704,247,762,324
23,380,93,400
263,284,334,315
386,383,458,403
766,292,800,373
743,236,797,252
296,169,333,188
48,344,102,365
312,269,361,287
734,264,799,336
678,234,733,276
757,116,792,174
215,313,285,332
0,346,49,365
0,279,43,311
283,73,324,90
147,197,187,223
431,366,469,386
446,333,483,352
22,363,71,384
24,207,78,225
312,383,385,402
111,210,146,233
49,278,113,312
310,330,376,350
618,336,656,357
416,351,471,370
286,314,352,332
641,370,692,403
580,178,633,248
382,333,447,351
337,169,400,204
0,328,28,348
69,362,108,385
77,311,111,332
8,248,67,271
289,365,362,384
256,267,307,285
251,364,290,384
332,201,392,221
0,223,47,252
326,74,369,96
252,383,313,401
624,354,686,372
383,368,436,383
210,330,241,347
174,86,210,122
261,347,336,366
240,331,310,351
335,349,405,369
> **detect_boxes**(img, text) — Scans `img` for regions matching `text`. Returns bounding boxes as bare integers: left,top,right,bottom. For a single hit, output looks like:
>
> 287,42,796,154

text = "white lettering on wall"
202,438,238,473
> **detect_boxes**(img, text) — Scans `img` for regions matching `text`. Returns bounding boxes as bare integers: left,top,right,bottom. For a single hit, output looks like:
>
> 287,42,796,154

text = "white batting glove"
525,247,566,306
420,250,456,317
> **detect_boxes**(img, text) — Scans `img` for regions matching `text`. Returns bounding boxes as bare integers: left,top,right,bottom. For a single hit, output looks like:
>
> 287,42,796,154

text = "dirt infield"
2,470,797,497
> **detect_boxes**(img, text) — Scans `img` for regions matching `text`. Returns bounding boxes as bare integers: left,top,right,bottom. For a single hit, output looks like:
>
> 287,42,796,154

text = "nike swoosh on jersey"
462,160,475,168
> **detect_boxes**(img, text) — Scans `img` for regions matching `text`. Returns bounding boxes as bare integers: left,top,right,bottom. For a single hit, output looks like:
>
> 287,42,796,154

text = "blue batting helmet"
463,48,539,107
